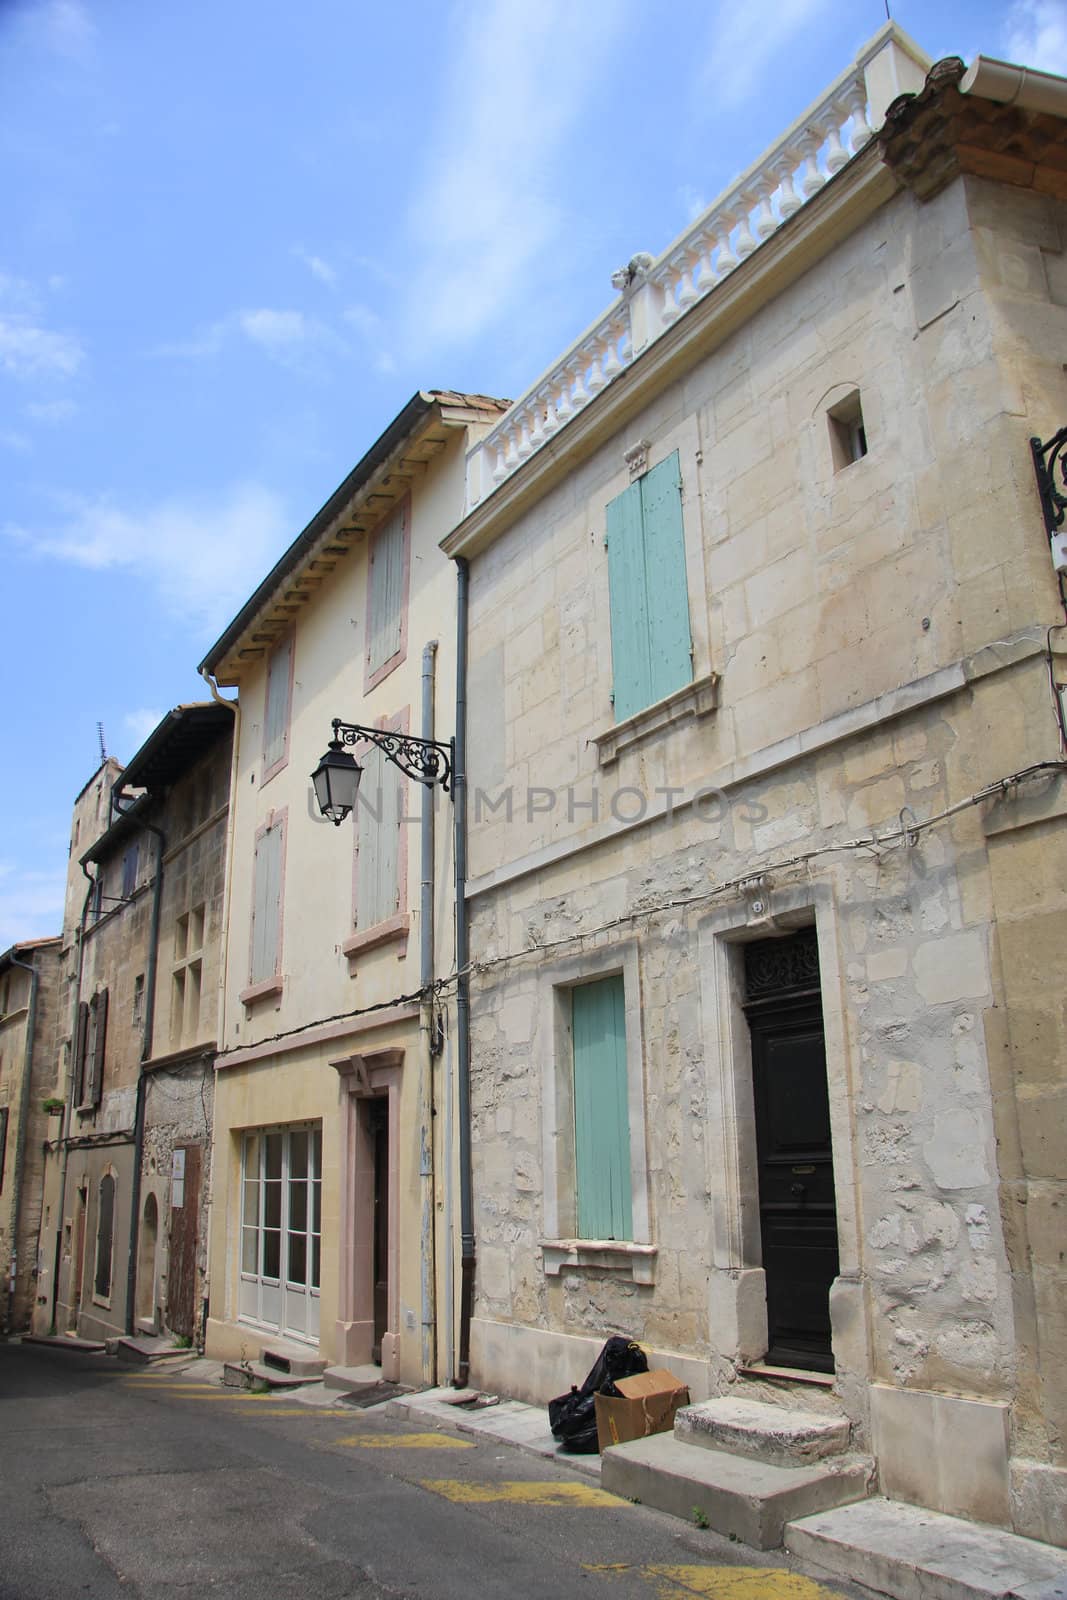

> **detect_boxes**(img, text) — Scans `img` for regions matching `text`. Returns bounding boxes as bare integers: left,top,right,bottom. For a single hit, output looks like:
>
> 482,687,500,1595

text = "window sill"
541,1239,657,1284
342,914,409,962
593,672,719,768
239,975,285,1009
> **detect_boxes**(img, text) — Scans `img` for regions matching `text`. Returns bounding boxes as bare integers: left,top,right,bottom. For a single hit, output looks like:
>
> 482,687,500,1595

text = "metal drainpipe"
454,558,475,1388
125,817,165,1336
6,950,40,1333
419,641,439,1383
51,868,97,1334
198,669,239,1350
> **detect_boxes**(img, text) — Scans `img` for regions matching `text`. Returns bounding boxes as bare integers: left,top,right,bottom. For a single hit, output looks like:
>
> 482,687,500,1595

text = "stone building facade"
42,708,232,1345
200,392,507,1386
443,37,1067,1549
0,937,62,1331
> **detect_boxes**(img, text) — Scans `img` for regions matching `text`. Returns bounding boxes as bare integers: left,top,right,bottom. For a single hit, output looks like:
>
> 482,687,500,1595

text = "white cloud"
4,482,291,636
0,429,32,453
238,308,314,350
153,307,334,369
403,0,631,350
123,708,165,750
0,273,84,380
698,0,832,112
294,246,338,287
0,861,66,949
26,397,78,424
1004,0,1067,73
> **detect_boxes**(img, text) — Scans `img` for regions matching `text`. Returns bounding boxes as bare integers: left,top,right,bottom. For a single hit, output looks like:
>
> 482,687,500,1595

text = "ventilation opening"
828,390,868,471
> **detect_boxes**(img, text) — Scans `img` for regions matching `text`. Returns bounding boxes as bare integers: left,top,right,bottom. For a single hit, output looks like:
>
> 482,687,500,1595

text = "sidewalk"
384,1385,602,1478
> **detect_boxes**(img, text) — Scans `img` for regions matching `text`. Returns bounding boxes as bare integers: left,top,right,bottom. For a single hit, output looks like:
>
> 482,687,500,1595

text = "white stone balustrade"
467,27,929,509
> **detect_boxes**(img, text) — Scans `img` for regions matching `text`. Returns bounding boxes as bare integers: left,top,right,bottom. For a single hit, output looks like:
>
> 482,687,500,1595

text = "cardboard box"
594,1368,690,1452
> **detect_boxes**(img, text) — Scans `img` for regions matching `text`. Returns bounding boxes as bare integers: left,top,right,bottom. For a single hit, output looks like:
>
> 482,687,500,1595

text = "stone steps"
676,1396,851,1467
785,1498,1067,1600
601,1431,873,1549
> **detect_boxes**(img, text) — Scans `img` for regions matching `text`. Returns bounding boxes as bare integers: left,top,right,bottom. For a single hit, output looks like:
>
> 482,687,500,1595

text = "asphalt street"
0,1342,871,1600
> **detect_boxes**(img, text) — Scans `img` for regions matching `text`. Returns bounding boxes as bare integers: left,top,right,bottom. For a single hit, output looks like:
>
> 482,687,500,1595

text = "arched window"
94,1172,115,1301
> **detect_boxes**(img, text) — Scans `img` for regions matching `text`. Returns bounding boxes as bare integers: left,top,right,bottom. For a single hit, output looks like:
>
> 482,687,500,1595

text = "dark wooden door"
167,1143,201,1340
370,1101,389,1365
745,938,839,1373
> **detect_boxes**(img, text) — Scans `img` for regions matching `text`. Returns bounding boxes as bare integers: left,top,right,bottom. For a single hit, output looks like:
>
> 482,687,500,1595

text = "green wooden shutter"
606,480,652,722
88,988,108,1108
605,451,692,722
640,453,692,705
572,975,632,1240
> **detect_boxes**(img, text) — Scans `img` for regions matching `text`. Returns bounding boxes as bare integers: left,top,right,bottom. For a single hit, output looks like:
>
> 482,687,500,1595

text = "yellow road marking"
642,1566,843,1599
333,1432,475,1450
421,1480,626,1508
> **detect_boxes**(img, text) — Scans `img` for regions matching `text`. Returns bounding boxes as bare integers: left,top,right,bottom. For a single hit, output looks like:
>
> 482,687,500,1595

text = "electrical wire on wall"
213,757,1066,1056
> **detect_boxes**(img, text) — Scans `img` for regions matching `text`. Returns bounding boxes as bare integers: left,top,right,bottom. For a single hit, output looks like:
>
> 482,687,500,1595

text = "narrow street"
0,1343,870,1600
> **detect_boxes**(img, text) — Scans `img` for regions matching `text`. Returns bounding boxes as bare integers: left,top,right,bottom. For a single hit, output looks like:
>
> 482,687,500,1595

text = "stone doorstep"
259,1343,327,1379
676,1397,851,1468
322,1364,387,1393
784,1499,1067,1600
222,1360,319,1392
114,1337,194,1365
600,1433,874,1551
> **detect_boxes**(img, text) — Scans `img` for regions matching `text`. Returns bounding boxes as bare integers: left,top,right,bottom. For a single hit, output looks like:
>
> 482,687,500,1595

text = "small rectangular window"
262,635,294,780
828,390,868,471
571,975,632,1241
132,974,145,1029
121,843,139,899
365,503,409,688
0,1106,8,1191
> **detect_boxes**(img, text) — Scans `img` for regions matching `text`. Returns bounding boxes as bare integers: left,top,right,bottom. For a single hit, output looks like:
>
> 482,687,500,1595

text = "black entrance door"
744,934,839,1372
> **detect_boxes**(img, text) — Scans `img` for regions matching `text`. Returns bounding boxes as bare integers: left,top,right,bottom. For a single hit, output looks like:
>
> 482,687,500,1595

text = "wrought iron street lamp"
311,717,453,825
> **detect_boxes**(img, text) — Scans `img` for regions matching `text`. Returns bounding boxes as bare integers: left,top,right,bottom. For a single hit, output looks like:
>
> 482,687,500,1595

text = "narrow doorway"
136,1193,158,1329
744,929,839,1372
370,1098,389,1365
69,1186,87,1331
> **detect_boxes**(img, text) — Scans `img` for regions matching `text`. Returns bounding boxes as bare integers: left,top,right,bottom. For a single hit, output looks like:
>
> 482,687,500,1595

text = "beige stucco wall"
460,172,1067,1544
208,424,475,1384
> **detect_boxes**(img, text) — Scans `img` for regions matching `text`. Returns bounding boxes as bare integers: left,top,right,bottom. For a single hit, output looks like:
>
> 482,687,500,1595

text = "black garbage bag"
548,1335,649,1454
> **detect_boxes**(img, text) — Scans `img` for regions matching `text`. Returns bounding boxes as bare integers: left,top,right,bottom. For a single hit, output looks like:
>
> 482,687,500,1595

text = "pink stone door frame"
331,1049,403,1378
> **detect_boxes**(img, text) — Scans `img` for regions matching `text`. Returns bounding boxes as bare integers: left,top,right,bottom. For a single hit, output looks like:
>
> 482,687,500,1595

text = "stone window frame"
538,938,655,1284
696,878,865,1383
592,422,717,769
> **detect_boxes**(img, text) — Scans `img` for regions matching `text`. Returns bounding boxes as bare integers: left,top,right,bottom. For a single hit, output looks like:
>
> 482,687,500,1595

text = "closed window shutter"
356,745,402,927
88,988,108,1108
640,453,692,705
0,1107,8,1191
251,824,283,983
263,637,293,772
606,451,691,721
572,975,632,1241
606,480,652,722
367,509,405,674
73,1000,90,1104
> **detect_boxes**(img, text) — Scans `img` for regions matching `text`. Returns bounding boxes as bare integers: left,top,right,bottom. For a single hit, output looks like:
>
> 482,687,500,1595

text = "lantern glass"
311,744,361,825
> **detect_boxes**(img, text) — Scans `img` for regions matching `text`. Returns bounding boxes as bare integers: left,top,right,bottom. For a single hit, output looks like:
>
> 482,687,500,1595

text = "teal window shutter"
606,451,692,722
572,975,632,1240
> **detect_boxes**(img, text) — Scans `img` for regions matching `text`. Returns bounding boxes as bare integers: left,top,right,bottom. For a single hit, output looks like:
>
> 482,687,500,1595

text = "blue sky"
2,0,1064,947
